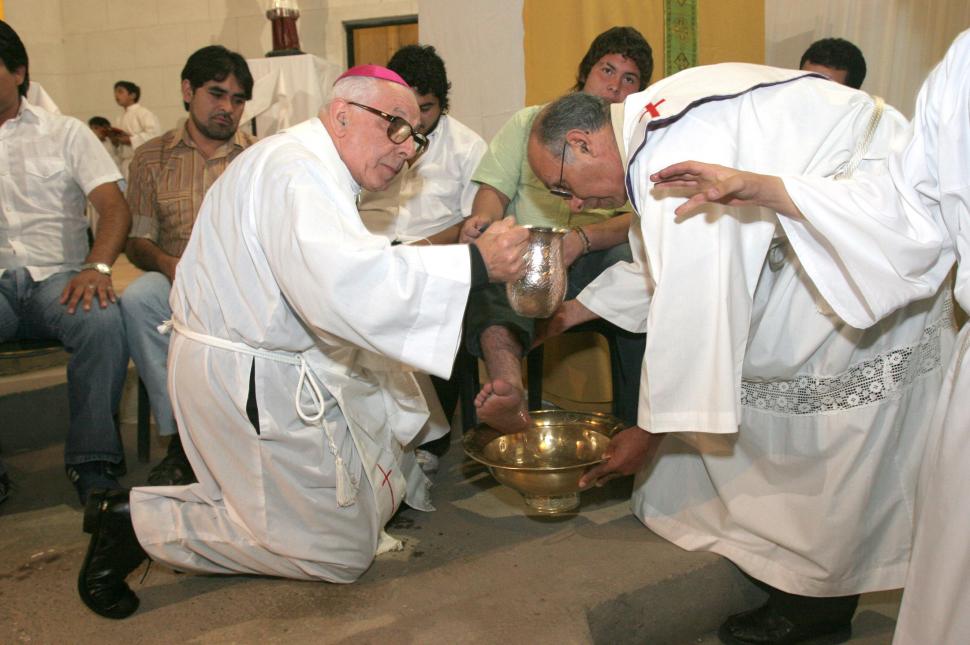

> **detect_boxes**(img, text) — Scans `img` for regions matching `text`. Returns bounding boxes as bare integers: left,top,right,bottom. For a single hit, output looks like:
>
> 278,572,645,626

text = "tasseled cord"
295,358,359,506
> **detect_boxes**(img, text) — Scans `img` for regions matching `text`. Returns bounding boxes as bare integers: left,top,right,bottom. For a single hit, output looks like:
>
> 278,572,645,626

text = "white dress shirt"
117,102,161,177
358,114,486,242
0,98,123,280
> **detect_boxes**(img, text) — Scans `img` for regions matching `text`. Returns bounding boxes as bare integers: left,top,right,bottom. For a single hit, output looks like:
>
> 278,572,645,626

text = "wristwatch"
80,262,112,276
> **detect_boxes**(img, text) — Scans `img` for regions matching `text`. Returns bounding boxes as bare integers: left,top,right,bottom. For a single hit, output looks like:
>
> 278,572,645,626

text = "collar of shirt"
166,118,252,160
1,97,44,135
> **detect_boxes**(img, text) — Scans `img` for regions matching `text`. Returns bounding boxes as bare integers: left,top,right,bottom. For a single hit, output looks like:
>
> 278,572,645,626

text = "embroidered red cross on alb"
639,98,666,121
377,464,395,508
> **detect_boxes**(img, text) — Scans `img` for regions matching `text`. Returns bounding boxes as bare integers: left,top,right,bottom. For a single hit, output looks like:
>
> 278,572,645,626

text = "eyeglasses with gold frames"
347,101,429,155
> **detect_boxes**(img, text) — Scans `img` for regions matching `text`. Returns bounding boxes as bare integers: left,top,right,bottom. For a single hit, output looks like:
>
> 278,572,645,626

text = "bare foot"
475,379,532,433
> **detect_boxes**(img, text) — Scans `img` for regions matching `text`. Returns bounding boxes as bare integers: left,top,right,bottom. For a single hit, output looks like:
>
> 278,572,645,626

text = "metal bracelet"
573,226,591,255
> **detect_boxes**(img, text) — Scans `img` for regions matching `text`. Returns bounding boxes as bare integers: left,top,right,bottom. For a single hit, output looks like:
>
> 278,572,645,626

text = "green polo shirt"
472,105,624,228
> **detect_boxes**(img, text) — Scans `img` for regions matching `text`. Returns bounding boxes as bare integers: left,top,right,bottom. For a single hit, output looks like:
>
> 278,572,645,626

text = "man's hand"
533,299,597,348
60,269,116,314
650,161,800,220
579,426,662,489
107,127,132,146
473,216,529,283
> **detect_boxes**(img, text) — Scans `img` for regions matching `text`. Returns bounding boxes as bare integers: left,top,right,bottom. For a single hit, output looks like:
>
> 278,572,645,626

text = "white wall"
7,0,418,131
765,0,970,118
418,0,524,141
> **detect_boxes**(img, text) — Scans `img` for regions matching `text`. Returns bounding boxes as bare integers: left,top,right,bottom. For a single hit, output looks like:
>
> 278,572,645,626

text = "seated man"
461,26,652,432
799,37,866,88
77,65,529,619
121,45,255,486
528,68,952,645
0,21,131,504
358,44,487,466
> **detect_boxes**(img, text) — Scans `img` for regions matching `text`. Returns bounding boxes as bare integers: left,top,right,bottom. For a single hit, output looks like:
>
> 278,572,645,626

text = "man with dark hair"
527,61,951,644
120,45,256,486
0,20,132,504
799,37,867,89
460,26,652,432
87,116,122,170
358,44,487,469
574,25,654,95
110,79,160,177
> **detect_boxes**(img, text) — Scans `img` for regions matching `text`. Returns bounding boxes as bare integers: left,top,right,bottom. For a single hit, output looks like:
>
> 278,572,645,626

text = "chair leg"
137,378,151,463
457,345,480,432
526,345,544,410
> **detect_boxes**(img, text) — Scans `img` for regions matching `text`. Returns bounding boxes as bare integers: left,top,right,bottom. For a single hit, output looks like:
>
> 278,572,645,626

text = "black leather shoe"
66,461,122,505
147,435,196,486
718,602,851,645
77,489,148,619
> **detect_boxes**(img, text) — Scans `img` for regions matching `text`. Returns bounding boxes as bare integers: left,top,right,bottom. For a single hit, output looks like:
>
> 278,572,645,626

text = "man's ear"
565,129,593,157
180,79,194,106
330,99,351,133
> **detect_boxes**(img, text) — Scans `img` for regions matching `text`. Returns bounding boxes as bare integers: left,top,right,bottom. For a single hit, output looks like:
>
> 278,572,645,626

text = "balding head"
322,76,421,191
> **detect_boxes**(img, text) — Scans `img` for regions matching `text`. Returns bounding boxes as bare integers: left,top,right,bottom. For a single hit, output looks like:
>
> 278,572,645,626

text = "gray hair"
533,92,611,155
328,75,379,106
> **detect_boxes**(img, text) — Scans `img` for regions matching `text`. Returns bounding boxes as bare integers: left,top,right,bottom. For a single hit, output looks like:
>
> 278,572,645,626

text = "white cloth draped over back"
129,118,473,581
578,63,955,595
777,30,970,643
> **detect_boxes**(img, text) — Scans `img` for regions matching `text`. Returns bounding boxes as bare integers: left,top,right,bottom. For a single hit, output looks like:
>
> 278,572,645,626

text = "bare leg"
475,325,532,432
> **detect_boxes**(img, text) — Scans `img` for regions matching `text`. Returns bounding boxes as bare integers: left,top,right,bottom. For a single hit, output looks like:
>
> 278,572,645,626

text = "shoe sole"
718,625,851,645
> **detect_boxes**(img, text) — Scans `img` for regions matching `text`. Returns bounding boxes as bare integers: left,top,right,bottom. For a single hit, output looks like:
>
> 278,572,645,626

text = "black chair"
0,338,152,463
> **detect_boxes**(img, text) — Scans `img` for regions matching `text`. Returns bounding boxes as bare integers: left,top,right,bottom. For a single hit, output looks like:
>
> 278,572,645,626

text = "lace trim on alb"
741,310,950,415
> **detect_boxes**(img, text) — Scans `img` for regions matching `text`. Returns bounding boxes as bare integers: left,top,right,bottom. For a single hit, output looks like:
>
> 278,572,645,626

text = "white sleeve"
458,135,488,218
64,118,124,195
780,109,953,328
255,156,473,378
577,213,652,333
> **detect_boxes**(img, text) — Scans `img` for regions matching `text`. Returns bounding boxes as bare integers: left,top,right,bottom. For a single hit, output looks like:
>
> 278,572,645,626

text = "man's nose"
568,196,585,213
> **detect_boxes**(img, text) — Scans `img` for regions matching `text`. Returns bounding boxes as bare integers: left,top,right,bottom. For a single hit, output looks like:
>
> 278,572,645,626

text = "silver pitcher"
506,226,568,318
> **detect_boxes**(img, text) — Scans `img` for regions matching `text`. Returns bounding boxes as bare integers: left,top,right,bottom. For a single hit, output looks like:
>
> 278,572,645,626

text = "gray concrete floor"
0,383,900,644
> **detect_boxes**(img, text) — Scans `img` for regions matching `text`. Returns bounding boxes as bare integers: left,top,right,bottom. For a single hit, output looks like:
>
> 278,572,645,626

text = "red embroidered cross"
377,464,395,508
639,98,666,121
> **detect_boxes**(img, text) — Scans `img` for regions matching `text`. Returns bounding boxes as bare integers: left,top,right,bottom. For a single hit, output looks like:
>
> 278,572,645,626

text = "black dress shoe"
147,435,196,486
77,489,148,619
718,602,851,645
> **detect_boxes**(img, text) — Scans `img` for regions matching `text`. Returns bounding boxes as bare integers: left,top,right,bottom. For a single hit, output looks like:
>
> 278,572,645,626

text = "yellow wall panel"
698,0,765,66
523,0,665,105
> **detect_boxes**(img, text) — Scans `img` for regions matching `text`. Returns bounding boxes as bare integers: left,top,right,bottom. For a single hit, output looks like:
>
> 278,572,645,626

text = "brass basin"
464,410,624,514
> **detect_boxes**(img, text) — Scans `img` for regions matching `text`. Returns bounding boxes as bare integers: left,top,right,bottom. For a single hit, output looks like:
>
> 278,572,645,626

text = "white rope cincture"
169,320,359,506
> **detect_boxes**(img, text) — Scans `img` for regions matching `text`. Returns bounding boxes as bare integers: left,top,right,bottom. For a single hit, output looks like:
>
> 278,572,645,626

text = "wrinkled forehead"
372,81,420,122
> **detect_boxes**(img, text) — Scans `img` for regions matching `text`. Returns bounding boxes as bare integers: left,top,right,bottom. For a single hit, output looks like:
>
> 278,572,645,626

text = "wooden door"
347,19,419,67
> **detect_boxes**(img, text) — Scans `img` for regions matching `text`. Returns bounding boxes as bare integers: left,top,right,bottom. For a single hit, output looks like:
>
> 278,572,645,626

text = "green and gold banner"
664,0,697,76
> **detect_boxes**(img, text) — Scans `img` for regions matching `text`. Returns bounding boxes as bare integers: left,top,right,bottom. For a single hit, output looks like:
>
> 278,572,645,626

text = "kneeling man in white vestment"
76,65,529,620
527,66,955,645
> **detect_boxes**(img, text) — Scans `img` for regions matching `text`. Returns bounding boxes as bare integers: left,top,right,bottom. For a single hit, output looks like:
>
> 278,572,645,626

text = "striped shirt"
127,119,255,257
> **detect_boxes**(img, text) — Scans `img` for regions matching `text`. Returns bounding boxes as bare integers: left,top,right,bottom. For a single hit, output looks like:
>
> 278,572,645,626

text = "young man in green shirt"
460,26,653,431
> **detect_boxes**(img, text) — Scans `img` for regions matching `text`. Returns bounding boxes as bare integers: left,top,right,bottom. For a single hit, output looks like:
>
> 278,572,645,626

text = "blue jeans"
120,271,176,436
0,267,128,466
